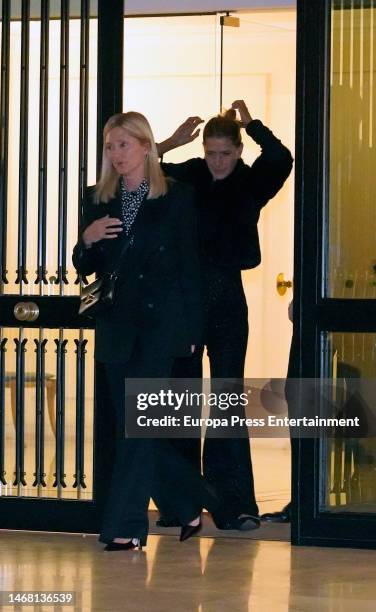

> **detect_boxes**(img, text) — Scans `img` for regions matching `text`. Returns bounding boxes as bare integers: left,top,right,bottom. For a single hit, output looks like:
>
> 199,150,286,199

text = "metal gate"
0,0,123,532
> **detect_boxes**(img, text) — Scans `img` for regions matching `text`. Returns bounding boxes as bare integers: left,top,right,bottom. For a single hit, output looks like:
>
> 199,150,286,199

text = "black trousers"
98,345,217,546
169,266,259,524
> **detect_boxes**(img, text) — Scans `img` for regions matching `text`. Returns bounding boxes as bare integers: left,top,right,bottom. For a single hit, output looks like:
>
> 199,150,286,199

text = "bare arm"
156,116,204,157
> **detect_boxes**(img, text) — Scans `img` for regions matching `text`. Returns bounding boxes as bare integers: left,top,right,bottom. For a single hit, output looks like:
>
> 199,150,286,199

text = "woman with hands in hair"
156,100,293,532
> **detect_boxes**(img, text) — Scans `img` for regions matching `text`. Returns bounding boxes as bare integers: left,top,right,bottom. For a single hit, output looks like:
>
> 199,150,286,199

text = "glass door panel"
326,1,376,298
292,0,376,548
320,0,376,518
321,331,376,513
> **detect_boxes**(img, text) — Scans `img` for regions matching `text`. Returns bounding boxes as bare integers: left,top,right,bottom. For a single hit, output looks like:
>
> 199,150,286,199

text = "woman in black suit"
156,100,293,531
73,112,214,550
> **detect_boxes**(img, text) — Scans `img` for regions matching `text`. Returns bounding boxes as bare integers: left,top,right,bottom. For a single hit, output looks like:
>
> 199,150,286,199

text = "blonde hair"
94,111,168,203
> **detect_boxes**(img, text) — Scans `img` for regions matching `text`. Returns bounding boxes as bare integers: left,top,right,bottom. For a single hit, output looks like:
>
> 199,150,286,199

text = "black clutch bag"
78,235,132,318
78,272,117,318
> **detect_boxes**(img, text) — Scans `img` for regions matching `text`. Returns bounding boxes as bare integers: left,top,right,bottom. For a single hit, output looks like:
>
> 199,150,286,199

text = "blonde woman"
73,112,214,550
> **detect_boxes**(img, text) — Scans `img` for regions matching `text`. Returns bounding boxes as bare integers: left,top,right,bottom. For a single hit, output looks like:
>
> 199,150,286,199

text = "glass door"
294,0,376,547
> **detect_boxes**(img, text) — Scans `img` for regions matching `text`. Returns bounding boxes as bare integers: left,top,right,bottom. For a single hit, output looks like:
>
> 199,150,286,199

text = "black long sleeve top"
162,119,293,270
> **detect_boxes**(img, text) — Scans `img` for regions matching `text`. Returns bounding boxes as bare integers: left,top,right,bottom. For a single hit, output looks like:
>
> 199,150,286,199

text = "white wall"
122,10,296,378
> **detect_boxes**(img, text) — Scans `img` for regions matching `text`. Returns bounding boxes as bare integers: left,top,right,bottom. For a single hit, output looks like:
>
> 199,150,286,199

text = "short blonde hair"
94,112,168,203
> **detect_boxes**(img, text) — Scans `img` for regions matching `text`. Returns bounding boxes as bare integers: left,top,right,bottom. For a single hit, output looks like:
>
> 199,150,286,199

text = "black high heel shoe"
180,520,202,542
104,538,142,551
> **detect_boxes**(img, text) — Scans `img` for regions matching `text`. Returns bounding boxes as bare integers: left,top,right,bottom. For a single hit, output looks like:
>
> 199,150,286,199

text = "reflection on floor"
1,530,376,612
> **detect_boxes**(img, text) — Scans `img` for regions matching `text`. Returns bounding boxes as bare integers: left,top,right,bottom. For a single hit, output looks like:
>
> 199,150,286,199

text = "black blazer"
73,180,203,364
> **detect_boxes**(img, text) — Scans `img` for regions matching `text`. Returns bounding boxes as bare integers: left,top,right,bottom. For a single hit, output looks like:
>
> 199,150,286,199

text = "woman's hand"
82,215,123,248
157,116,204,157
170,116,204,147
231,100,253,127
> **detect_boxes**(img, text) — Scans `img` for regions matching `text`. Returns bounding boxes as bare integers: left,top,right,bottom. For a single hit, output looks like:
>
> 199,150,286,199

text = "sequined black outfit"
162,119,293,525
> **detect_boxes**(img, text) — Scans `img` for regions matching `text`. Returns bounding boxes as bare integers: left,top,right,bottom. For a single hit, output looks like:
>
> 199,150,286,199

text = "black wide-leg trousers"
169,268,259,524
98,347,217,546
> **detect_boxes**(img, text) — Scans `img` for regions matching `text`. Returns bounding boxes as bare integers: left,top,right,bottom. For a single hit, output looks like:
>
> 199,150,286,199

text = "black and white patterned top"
120,177,149,236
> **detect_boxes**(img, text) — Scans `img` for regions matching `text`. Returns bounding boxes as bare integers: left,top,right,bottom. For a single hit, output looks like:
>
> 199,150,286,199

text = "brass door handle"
276,273,293,296
14,301,40,322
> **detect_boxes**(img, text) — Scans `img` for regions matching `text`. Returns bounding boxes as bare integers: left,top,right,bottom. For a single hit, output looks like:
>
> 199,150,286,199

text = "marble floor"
1,529,376,612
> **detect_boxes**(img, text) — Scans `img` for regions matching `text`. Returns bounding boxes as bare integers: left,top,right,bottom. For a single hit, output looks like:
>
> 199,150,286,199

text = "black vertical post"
294,0,330,378
14,337,27,486
54,336,68,489
36,0,50,286
73,337,87,489
0,0,11,287
56,0,70,288
78,0,90,224
220,16,224,112
0,339,7,485
292,0,331,546
93,0,124,506
33,338,47,487
75,0,90,285
16,0,31,287
96,0,123,175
